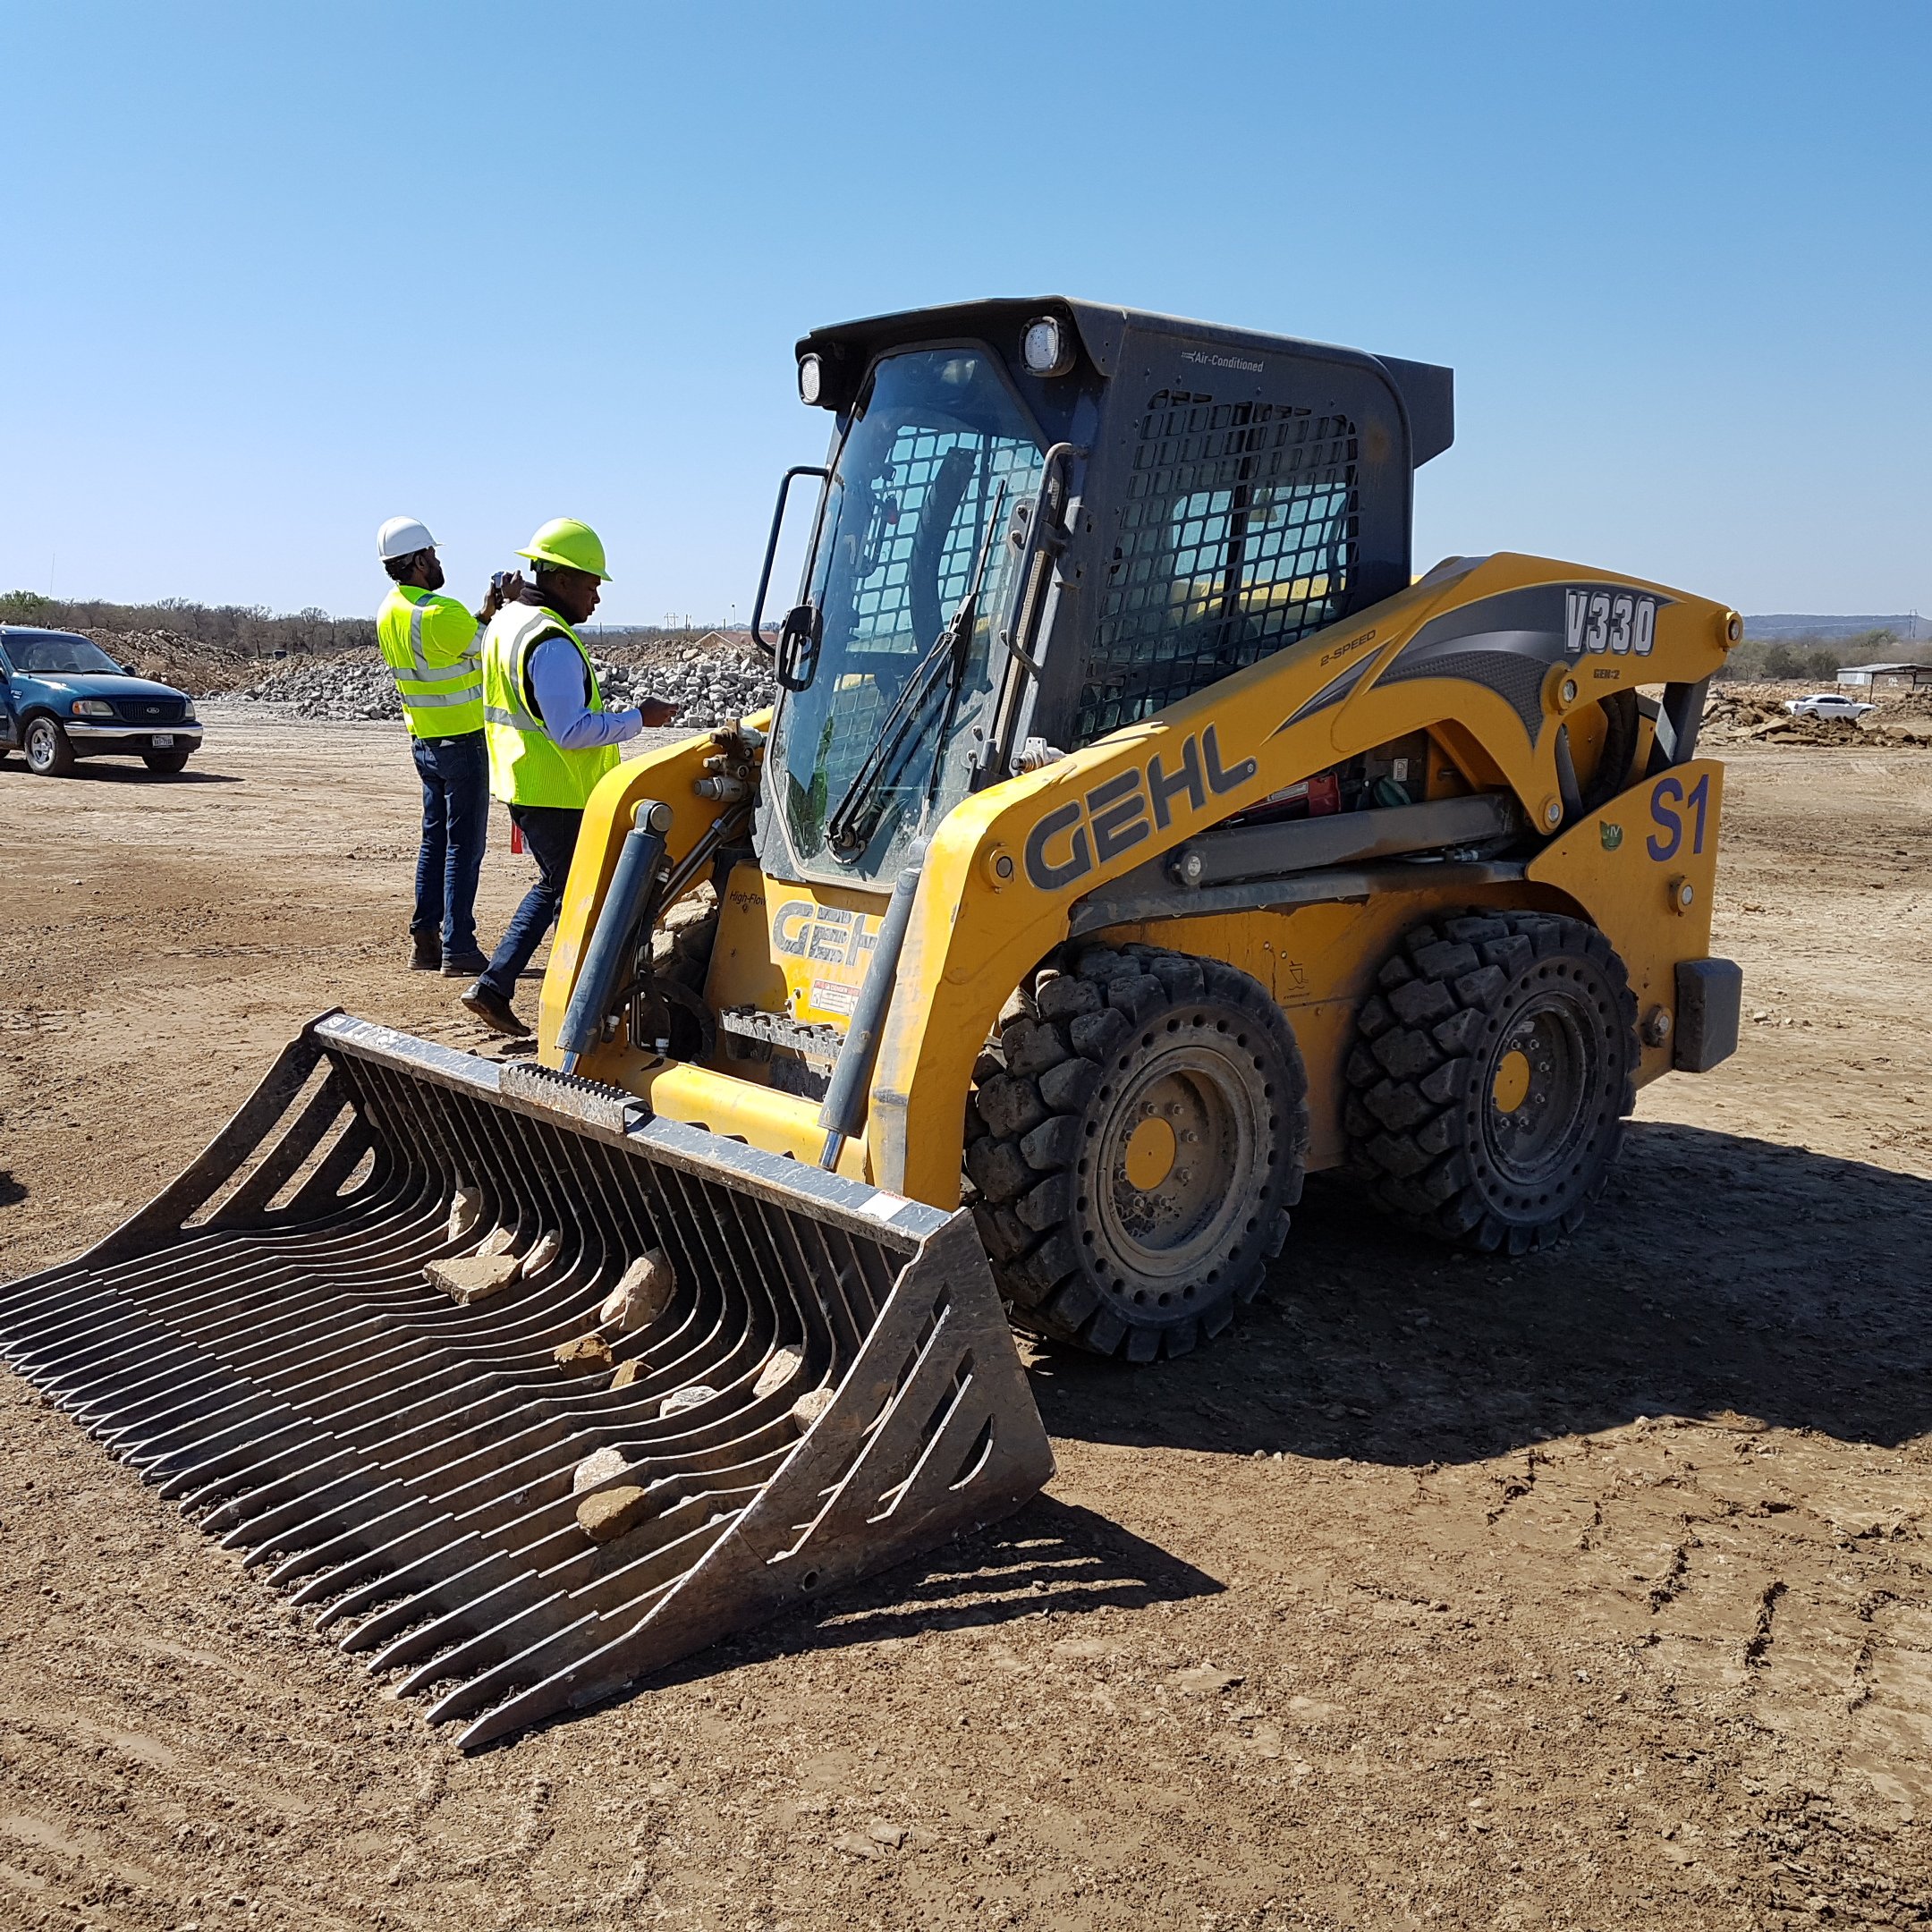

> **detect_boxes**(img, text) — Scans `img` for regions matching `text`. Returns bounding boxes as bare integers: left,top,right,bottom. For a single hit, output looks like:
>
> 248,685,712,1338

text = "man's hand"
640,697,680,729
479,570,527,622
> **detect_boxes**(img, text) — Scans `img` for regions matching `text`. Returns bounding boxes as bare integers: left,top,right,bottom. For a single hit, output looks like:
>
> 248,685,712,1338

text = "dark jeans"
479,803,582,1000
410,731,490,957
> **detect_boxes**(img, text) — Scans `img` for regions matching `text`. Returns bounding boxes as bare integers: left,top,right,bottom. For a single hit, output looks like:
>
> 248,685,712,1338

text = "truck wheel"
23,716,74,777
966,945,1309,1361
142,750,191,774
1343,911,1638,1255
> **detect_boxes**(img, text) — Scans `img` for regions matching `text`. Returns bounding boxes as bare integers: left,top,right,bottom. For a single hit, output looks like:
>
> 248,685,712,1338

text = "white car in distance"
1784,691,1877,721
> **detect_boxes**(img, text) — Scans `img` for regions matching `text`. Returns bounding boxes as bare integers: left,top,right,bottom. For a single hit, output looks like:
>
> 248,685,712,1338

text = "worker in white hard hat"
374,515,514,975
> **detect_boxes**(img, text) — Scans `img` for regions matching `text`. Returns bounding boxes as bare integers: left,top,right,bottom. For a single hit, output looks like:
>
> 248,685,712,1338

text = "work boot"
461,981,530,1038
410,931,441,970
442,947,489,978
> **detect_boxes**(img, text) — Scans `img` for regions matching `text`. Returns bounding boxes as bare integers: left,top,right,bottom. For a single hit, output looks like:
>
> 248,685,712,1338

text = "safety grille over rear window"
1076,391,1358,744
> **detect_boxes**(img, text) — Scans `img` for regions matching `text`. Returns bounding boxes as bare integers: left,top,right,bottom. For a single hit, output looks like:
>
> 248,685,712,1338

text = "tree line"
0,589,375,657
0,589,720,658
1717,626,1915,683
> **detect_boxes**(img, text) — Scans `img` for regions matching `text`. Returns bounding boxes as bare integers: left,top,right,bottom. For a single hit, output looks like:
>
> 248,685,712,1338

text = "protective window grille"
1076,391,1359,744
846,425,1040,650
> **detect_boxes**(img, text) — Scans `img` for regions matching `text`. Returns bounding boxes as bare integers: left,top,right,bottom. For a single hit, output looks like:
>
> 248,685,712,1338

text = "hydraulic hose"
556,799,674,1073
816,846,925,1170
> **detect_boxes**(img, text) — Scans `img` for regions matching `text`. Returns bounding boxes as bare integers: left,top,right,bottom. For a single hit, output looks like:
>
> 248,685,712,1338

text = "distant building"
1837,662,1932,691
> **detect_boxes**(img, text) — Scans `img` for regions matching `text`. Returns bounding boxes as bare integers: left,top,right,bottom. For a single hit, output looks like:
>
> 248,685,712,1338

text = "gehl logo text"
772,901,878,965
1024,724,1256,892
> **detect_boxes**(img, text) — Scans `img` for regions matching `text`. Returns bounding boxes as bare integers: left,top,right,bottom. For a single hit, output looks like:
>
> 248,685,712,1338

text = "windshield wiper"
825,479,1007,856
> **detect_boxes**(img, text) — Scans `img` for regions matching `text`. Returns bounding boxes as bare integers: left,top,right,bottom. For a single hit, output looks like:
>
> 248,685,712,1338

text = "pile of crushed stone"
236,651,404,721
606,640,774,728
1704,684,1932,747
232,640,775,730
77,629,259,697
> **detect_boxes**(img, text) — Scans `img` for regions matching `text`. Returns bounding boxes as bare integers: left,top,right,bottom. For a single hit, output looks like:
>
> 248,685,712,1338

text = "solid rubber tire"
966,945,1309,1360
1342,910,1639,1255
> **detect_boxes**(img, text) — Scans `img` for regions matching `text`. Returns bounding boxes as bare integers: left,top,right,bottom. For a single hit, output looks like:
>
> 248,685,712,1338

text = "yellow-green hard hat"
518,517,612,580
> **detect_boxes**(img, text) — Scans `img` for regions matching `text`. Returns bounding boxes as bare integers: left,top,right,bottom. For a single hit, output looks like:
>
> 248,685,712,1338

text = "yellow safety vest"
376,586,485,737
482,602,621,808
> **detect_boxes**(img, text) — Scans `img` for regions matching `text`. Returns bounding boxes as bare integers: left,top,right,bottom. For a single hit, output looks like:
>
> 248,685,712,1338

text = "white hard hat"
377,514,437,562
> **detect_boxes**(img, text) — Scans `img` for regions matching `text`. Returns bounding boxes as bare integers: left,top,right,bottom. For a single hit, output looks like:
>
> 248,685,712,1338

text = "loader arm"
537,713,773,1059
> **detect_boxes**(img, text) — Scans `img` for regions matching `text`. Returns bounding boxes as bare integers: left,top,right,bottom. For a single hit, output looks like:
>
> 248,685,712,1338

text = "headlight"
71,698,114,717
1021,316,1074,377
797,353,826,406
182,702,197,722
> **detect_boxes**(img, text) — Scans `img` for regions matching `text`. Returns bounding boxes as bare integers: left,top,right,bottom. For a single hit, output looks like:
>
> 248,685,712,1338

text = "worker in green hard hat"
462,519,678,1037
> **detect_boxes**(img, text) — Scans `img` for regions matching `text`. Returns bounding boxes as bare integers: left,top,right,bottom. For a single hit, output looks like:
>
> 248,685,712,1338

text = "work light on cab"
1021,315,1073,377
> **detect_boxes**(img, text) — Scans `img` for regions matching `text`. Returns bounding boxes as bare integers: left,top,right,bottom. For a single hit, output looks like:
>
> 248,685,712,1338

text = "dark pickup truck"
0,626,204,775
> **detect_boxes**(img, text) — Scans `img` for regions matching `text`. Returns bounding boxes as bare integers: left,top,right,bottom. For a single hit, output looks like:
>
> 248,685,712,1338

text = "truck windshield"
7,635,123,674
770,349,1045,879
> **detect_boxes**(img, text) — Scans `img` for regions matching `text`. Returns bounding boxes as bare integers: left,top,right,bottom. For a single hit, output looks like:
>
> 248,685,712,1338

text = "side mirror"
775,602,822,693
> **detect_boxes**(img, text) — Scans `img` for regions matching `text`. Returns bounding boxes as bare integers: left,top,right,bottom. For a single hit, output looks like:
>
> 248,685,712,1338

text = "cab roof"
795,295,1454,467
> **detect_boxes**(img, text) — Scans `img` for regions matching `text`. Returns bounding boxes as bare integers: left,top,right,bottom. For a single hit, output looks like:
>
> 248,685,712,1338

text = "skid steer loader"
2,298,1743,1747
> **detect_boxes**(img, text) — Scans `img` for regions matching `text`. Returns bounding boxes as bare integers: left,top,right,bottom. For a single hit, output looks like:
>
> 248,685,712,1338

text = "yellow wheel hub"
1123,1115,1179,1191
1491,1048,1533,1114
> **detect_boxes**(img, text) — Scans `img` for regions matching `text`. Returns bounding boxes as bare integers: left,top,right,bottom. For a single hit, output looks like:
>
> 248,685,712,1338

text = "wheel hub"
1093,1037,1261,1300
1481,999,1590,1186
1491,1048,1532,1113
1122,1114,1177,1190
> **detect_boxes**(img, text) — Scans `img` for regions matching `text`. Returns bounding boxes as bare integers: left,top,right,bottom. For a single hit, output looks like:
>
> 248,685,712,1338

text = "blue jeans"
410,731,489,957
479,804,582,1000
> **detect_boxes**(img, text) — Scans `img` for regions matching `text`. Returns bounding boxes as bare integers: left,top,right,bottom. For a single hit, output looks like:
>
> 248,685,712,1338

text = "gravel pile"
1877,687,1932,722
607,643,774,728
234,641,775,729
241,650,402,721
81,629,260,697
1703,683,1932,747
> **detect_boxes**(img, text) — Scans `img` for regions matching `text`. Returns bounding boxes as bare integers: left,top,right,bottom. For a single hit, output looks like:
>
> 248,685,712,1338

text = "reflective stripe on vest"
480,602,620,809
377,587,485,736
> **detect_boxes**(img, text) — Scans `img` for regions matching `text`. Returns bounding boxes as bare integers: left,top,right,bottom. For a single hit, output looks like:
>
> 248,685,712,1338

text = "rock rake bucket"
0,1013,1053,1750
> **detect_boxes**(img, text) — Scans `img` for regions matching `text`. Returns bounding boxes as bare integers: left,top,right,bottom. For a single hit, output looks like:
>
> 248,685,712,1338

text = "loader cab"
756,297,1453,892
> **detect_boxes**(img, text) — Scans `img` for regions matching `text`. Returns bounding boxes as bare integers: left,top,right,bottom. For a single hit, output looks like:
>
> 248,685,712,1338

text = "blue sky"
3,3,1927,624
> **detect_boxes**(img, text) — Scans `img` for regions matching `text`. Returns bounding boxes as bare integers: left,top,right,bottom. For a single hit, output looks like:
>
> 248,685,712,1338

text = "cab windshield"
770,348,1045,878
7,635,123,675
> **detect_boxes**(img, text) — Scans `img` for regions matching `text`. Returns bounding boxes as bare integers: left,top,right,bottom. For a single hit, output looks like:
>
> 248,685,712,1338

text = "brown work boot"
461,981,530,1038
410,931,442,970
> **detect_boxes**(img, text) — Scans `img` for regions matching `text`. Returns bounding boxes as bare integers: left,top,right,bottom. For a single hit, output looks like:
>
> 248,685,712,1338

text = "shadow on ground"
623,1497,1222,1704
0,1172,26,1209
49,765,242,786
1030,1121,1932,1465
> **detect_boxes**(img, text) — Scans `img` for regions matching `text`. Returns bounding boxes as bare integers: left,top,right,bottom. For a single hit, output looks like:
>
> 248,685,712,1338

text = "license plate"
151,733,174,750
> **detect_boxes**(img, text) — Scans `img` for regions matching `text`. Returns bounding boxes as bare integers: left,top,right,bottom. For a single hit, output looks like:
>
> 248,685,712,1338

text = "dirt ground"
2,706,1929,1931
